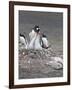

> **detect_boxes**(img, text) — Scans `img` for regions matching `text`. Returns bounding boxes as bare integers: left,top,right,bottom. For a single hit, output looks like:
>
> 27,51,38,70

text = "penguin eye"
36,28,39,30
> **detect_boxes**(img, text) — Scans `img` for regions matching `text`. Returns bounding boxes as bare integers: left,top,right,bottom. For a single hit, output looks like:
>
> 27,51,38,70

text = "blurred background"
19,11,63,52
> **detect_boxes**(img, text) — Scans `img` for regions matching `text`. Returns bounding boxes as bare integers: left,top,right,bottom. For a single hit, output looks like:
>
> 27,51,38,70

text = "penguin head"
20,33,25,38
33,25,40,33
42,33,47,38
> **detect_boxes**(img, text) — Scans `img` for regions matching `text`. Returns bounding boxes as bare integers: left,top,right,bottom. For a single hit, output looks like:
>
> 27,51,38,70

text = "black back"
20,33,25,38
42,34,47,38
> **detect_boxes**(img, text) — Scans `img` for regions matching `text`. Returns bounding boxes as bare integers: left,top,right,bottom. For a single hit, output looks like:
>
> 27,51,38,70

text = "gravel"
19,45,63,79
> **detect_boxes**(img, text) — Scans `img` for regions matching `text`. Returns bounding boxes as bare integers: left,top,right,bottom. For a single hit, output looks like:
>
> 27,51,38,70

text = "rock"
48,57,63,70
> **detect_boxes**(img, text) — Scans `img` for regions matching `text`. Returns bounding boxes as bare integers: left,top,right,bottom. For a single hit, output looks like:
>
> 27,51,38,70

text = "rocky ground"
19,46,63,79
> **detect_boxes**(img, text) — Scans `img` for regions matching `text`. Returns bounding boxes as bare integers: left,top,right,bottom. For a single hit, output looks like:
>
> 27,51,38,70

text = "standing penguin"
41,33,49,49
28,25,42,50
19,33,28,49
29,25,40,41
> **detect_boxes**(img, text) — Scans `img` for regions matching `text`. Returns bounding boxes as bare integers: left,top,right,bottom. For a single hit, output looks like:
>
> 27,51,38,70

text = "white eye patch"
36,28,39,30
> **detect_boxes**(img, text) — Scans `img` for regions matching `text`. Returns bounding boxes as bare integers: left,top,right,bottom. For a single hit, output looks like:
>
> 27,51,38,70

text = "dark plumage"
42,34,47,38
41,33,49,49
33,25,40,33
20,33,25,39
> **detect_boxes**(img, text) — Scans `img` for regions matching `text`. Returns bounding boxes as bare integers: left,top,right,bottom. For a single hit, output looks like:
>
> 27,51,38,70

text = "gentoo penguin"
41,34,49,49
28,25,42,50
29,29,36,42
19,33,28,49
29,25,40,41
34,31,42,50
